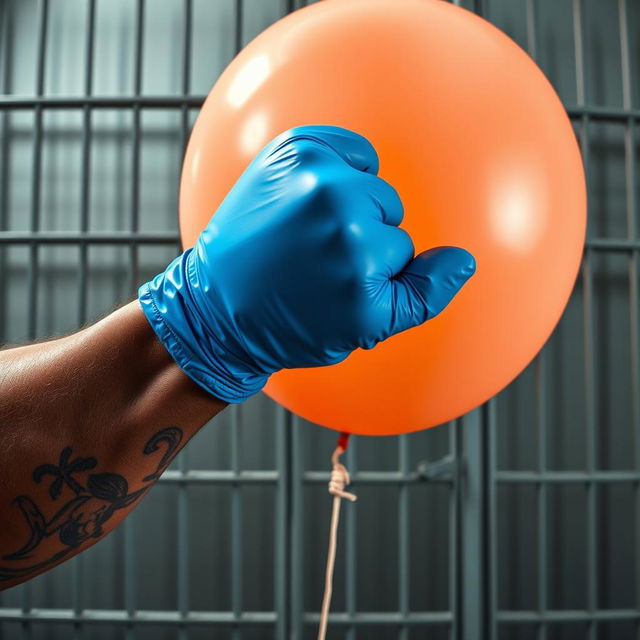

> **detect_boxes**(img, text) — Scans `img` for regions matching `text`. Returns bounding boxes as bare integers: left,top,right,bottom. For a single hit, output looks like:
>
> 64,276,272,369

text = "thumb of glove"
388,246,476,336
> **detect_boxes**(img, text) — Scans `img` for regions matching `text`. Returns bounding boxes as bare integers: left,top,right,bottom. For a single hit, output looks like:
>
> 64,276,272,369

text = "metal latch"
416,455,459,481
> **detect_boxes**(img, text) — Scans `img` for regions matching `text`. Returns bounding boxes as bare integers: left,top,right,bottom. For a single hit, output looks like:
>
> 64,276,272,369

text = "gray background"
0,0,638,638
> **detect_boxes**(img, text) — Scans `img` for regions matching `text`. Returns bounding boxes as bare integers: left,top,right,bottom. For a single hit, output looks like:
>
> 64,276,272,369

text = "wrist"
138,252,269,403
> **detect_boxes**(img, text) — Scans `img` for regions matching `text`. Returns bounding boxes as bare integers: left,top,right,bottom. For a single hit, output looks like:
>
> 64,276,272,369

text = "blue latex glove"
138,125,476,403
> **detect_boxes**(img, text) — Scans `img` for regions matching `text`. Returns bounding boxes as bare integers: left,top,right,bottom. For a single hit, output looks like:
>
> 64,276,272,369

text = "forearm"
0,301,227,590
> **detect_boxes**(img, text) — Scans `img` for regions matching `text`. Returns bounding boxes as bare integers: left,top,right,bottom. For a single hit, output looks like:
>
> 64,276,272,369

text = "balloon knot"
337,432,351,452
329,446,357,502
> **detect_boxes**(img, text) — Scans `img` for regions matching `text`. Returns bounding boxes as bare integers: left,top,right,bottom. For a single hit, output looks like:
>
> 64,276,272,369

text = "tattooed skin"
0,426,183,582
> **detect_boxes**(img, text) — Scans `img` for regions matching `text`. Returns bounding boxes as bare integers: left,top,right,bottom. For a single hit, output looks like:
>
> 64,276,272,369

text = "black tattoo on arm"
142,427,182,482
0,426,183,582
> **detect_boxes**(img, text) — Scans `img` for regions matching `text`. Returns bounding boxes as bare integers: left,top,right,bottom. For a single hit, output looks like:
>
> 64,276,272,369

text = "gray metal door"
0,1,638,639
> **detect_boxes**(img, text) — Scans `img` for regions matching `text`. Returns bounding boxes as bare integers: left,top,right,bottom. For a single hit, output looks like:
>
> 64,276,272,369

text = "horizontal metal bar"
0,608,456,627
303,471,453,484
0,608,276,625
0,233,635,252
585,238,640,251
302,612,453,625
566,104,640,121
159,469,278,485
0,231,180,245
497,609,640,623
496,470,640,483
156,470,454,486
0,95,205,109
0,96,638,122
4,467,638,488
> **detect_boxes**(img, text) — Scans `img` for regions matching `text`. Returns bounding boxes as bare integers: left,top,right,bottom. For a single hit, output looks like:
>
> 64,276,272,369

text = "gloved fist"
139,125,475,403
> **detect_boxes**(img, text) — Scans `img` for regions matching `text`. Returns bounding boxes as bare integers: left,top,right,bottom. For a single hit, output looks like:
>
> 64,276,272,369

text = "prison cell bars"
620,0,640,635
0,0,638,639
489,1,640,639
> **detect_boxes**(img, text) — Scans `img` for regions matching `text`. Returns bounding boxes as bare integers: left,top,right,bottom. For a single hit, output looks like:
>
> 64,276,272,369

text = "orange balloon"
179,0,586,435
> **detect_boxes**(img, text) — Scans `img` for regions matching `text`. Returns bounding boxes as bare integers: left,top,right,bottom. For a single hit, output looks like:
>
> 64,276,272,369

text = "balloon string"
317,433,357,640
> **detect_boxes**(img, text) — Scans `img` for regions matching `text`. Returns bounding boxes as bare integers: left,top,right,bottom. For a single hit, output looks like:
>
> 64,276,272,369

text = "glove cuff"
138,251,269,403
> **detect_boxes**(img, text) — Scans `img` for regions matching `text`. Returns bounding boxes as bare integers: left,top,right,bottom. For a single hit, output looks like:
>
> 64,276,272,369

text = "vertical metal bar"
398,434,410,640
72,6,96,634
631,160,640,640
124,4,144,639
618,0,638,417
486,399,498,640
618,3,640,638
449,421,459,640
180,0,192,153
0,0,12,346
582,250,598,640
573,2,597,637
525,0,538,62
468,1,488,634
344,438,358,640
535,353,548,640
22,1,48,636
177,449,189,640
177,4,192,640
176,420,189,638
227,5,244,635
275,406,291,640
460,410,484,640
523,5,548,635
290,416,303,639
573,0,587,108
231,406,242,640
473,0,487,20
182,0,192,99
174,447,189,640
124,507,135,640
27,0,48,342
128,0,144,298
0,0,10,608
235,0,243,53
77,0,95,328
618,0,632,117
133,0,143,140
345,434,358,640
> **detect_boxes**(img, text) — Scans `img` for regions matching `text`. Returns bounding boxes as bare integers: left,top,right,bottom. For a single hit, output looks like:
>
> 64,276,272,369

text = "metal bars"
525,10,550,637
297,429,459,637
398,435,410,640
177,5,192,640
489,0,640,638
19,2,48,634
122,4,146,638
71,4,95,636
128,0,144,299
0,232,638,251
1,96,639,123
0,0,637,639
77,0,96,329
619,2,640,639
26,0,47,344
344,433,357,640
230,407,242,640
0,0,11,376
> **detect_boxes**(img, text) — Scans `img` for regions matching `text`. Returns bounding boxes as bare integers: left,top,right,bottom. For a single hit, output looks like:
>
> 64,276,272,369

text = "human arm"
0,124,475,591
0,301,227,590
